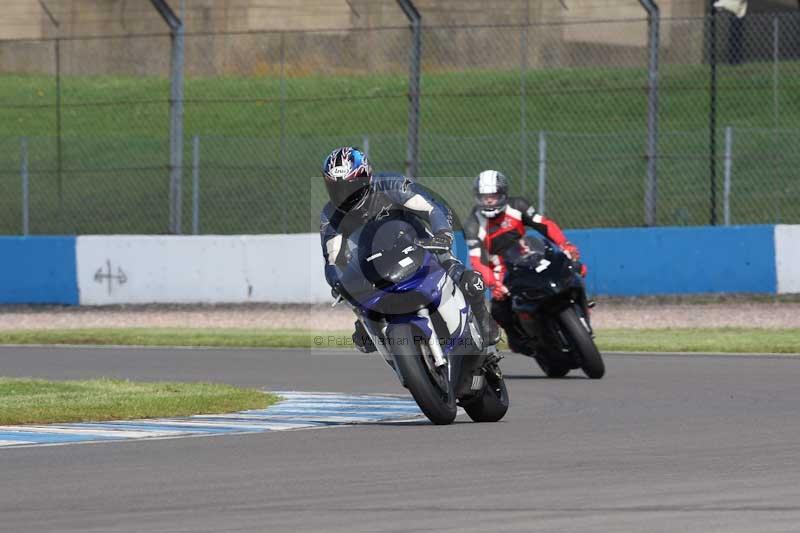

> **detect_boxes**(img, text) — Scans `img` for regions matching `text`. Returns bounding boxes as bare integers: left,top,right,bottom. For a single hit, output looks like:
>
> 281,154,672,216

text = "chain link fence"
0,10,798,235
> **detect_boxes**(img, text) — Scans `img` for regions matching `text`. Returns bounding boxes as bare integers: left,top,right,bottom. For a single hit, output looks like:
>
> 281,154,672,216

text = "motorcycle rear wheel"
390,324,457,425
558,307,605,379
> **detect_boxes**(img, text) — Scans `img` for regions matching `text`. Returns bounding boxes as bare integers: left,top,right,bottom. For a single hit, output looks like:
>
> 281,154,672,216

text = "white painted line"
0,426,182,439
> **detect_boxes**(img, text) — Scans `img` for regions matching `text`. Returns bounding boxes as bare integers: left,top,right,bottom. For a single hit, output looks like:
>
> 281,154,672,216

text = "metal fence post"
192,135,200,235
538,131,547,215
150,0,184,234
362,135,370,158
397,0,421,179
723,126,733,226
39,1,63,228
56,38,64,229
279,31,288,233
773,15,780,132
772,15,781,222
21,138,29,236
639,0,660,226
708,4,719,226
520,3,529,196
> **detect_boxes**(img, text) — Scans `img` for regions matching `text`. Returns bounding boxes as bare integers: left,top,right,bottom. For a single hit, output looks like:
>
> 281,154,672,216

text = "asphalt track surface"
2,346,800,532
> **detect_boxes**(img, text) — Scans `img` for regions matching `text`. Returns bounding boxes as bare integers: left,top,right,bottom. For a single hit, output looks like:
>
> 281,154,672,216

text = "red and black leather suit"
462,197,583,352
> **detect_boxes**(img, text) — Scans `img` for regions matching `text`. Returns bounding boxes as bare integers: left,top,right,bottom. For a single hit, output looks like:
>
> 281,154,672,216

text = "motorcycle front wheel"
558,307,605,379
390,324,457,425
535,355,570,378
462,375,509,422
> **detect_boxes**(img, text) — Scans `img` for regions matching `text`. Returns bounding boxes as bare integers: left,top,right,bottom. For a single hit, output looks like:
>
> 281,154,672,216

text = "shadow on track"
503,374,589,380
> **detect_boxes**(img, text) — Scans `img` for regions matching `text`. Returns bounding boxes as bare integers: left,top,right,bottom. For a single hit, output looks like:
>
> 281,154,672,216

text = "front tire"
558,307,605,379
462,376,509,422
537,357,570,378
390,324,457,425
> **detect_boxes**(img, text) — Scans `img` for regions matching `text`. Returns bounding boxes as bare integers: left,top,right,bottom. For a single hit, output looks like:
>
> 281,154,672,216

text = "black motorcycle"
505,235,605,379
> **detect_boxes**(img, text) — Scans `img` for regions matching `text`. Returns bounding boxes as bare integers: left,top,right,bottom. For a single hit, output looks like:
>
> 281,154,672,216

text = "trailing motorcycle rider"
319,147,501,353
463,170,586,355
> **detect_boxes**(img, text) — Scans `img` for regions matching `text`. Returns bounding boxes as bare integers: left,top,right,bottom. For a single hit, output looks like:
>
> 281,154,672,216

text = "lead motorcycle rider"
463,170,587,356
319,147,501,353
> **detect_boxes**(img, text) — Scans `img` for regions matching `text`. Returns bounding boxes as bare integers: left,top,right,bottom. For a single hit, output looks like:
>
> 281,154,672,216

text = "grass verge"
0,377,279,426
2,63,800,234
0,327,798,354
598,328,800,354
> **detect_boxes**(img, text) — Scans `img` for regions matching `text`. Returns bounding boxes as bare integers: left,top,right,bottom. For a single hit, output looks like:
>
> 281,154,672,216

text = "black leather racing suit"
320,174,499,349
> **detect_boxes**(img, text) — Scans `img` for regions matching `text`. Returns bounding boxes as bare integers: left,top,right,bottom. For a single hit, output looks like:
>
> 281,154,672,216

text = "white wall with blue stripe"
2,225,798,305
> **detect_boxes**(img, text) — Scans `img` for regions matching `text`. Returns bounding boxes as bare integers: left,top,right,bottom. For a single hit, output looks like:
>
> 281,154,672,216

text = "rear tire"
558,307,605,379
463,376,509,422
390,324,457,425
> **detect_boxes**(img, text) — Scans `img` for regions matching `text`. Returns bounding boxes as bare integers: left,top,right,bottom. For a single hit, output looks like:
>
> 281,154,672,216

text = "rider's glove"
491,282,510,301
414,230,454,253
561,241,581,262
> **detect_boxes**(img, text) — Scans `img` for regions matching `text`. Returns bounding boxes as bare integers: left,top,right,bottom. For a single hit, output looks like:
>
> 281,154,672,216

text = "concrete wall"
1,2,43,40
776,225,800,294
0,0,724,77
76,235,329,304
566,225,777,296
0,224,796,305
0,237,78,304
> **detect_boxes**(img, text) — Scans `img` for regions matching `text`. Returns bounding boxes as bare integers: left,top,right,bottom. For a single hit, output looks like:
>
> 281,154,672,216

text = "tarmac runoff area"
1,346,800,532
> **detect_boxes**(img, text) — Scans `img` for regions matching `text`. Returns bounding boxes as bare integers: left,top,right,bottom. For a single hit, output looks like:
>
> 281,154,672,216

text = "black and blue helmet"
323,146,373,212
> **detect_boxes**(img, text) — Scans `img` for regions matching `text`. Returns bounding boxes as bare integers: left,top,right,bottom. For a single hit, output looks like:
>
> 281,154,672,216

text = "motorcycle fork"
568,297,595,338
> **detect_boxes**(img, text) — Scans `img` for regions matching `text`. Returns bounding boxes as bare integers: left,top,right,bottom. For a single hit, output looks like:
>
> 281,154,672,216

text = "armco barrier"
458,225,779,298
776,225,800,295
0,237,78,304
0,225,795,305
563,225,777,296
76,235,330,305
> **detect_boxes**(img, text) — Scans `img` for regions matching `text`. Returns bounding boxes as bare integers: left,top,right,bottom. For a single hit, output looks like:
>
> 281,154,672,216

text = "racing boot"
459,270,501,346
482,349,504,381
472,298,501,347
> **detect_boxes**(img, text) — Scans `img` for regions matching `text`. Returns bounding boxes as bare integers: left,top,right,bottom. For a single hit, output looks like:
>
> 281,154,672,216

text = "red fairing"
540,215,568,246
469,255,497,288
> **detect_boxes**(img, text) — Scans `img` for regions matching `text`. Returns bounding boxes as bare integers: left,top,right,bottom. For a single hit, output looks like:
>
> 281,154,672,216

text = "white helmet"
474,170,509,218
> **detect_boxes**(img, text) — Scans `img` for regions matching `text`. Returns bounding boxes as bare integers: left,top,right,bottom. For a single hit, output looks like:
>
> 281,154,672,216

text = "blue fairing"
357,252,446,312
353,252,475,353
389,315,434,339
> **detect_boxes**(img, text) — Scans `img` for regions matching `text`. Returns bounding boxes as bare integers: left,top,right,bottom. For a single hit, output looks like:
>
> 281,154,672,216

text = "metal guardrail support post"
151,0,185,234
397,0,421,179
639,0,660,227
